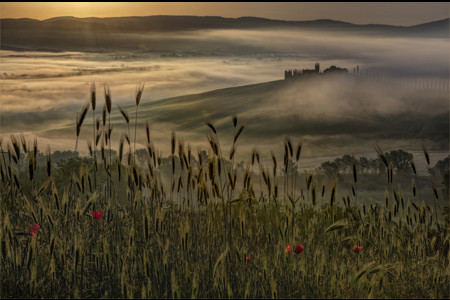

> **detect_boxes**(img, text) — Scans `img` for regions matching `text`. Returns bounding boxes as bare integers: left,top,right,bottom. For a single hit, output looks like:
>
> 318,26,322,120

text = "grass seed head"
20,133,27,154
421,143,430,165
135,82,145,106
205,120,217,134
234,120,247,143
104,83,112,113
102,104,107,126
90,81,96,110
146,119,150,144
10,134,20,161
117,105,129,124
296,139,303,161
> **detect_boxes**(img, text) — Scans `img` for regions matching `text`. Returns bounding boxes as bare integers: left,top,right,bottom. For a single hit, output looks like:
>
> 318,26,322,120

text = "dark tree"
359,157,370,174
385,150,413,176
319,161,341,179
429,156,449,178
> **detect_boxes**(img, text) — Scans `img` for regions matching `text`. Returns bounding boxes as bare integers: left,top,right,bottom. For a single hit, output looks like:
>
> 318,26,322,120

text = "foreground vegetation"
0,83,449,298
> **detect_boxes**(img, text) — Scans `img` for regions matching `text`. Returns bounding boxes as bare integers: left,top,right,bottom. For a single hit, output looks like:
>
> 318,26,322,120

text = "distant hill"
1,16,448,52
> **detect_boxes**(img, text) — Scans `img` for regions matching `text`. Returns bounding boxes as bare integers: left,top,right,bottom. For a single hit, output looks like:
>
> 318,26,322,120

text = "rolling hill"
1,16,448,53
39,73,449,159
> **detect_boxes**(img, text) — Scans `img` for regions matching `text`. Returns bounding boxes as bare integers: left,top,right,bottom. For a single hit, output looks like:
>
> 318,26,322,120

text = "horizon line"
2,15,448,28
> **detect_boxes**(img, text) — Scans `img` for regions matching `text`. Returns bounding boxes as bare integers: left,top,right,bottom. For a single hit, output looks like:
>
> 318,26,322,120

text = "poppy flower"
294,244,304,255
28,224,40,237
246,256,251,264
284,243,291,253
354,245,362,253
92,211,103,220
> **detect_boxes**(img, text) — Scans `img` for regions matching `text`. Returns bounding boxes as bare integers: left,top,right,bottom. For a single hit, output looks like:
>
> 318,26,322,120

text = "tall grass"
0,83,448,299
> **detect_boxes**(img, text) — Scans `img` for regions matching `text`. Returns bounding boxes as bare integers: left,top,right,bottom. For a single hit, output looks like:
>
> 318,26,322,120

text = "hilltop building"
284,63,349,79
285,63,320,79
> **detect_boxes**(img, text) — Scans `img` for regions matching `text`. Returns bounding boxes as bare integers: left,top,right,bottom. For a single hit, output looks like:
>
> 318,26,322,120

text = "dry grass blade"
430,178,438,199
96,129,102,146
188,143,191,165
171,131,176,155
104,83,112,113
20,133,27,154
305,172,313,190
77,103,90,137
374,144,389,167
7,143,17,164
229,144,237,160
197,147,203,166
218,157,221,177
135,82,145,106
117,105,130,124
409,157,416,175
206,133,218,156
102,104,107,126
96,116,101,131
27,154,34,181
171,156,175,174
284,135,293,157
296,139,303,161
183,153,189,169
271,151,277,177
124,133,131,146
232,114,237,127
10,134,20,160
46,145,51,177
226,167,235,190
87,140,93,157
234,121,247,143
205,120,217,134
90,81,96,110
119,134,124,163
146,119,150,144
108,125,113,138
251,148,256,166
33,137,38,163
208,158,215,181
283,144,288,166
421,143,430,165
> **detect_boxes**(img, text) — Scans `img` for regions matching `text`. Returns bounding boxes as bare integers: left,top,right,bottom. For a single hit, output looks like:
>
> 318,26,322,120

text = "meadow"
0,82,449,299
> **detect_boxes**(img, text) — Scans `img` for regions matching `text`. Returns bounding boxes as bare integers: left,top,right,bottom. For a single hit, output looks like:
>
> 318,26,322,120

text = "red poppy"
294,244,304,255
246,256,251,264
354,245,362,253
92,211,103,220
28,224,40,237
284,243,291,253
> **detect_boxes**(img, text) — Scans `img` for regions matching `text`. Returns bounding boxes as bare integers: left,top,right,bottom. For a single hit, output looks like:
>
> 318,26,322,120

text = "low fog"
1,26,448,164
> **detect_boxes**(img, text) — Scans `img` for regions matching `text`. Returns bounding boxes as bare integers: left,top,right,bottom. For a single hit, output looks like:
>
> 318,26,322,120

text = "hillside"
39,74,449,158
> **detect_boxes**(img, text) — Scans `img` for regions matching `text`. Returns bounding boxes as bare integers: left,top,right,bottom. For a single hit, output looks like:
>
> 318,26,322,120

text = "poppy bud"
284,243,291,253
28,224,40,237
353,245,362,253
294,244,304,255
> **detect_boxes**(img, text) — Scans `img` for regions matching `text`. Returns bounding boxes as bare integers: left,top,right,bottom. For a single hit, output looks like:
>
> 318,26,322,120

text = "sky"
1,2,449,26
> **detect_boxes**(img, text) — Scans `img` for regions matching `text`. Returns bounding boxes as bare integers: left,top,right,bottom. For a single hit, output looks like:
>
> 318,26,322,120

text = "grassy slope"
40,74,449,160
